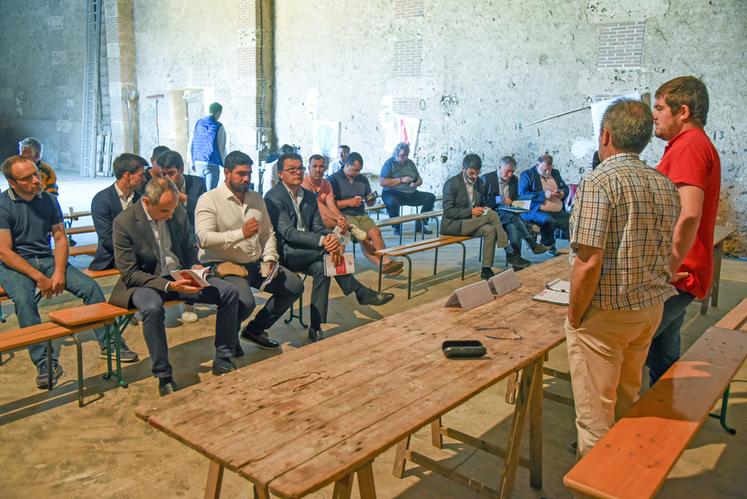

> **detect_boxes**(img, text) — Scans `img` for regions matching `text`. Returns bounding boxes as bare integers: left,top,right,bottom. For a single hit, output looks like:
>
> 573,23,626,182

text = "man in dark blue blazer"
158,150,207,230
264,153,394,341
482,156,549,265
518,154,570,256
90,153,146,271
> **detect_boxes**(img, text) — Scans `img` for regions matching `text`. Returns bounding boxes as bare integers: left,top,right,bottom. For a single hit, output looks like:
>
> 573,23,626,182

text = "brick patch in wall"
394,0,424,18
597,21,644,69
393,37,423,77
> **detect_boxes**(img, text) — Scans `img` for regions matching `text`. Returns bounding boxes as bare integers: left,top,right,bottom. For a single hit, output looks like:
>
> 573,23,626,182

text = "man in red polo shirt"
646,76,721,384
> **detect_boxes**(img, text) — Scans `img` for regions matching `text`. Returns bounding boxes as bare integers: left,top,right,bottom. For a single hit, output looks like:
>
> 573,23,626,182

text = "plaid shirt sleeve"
570,177,610,250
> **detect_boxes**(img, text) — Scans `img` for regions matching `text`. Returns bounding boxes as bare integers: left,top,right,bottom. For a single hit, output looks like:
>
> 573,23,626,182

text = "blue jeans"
645,290,695,385
196,163,220,190
0,258,108,366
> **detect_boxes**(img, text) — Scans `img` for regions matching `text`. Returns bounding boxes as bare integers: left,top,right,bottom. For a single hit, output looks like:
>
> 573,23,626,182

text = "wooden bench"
563,316,747,498
376,235,470,299
0,322,86,406
69,244,97,257
62,209,91,229
700,224,737,314
376,209,443,244
66,225,96,236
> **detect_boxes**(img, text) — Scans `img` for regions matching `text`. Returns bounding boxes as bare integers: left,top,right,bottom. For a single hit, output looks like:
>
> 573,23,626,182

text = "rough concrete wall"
132,0,272,164
274,0,747,254
0,0,85,171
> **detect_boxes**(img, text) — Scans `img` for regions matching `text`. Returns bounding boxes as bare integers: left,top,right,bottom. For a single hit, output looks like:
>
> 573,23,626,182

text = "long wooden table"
700,225,737,314
136,257,570,498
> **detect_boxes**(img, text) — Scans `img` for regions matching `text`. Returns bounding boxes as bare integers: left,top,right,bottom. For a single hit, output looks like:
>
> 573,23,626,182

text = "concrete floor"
0,175,745,498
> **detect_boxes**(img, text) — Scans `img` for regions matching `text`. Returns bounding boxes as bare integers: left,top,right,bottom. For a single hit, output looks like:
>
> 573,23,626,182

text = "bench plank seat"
83,268,121,279
715,297,747,331
69,244,97,257
0,322,73,351
67,225,96,235
563,326,747,499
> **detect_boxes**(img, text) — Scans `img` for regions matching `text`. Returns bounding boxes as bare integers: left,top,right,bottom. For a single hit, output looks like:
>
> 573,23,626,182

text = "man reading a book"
264,153,394,342
109,177,242,396
195,150,303,351
565,99,680,457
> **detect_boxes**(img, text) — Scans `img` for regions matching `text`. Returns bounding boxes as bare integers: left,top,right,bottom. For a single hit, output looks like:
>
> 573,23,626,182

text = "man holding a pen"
565,99,680,458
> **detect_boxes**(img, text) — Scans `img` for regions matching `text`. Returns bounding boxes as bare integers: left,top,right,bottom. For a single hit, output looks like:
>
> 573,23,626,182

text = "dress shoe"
308,326,324,342
416,222,433,235
36,360,63,389
381,260,404,276
531,243,550,254
507,254,531,269
392,225,401,236
480,267,496,280
356,288,395,306
240,327,281,350
212,356,236,376
233,342,245,357
158,379,178,396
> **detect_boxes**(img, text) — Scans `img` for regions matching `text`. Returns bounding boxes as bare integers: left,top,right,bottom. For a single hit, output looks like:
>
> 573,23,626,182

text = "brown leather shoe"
381,260,404,276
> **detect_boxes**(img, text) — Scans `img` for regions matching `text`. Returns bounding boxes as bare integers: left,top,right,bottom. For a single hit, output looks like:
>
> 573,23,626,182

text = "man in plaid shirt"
565,99,680,457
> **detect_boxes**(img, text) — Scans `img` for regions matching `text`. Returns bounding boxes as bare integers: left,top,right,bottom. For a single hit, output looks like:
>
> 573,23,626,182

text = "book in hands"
259,261,280,292
333,225,352,247
170,268,211,289
324,253,355,276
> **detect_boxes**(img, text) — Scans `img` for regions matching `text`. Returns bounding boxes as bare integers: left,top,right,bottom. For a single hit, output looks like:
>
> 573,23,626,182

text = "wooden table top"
136,256,570,498
714,224,736,245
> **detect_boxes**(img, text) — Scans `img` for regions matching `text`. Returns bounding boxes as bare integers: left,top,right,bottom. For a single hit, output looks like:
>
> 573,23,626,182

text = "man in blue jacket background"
518,154,570,256
190,102,226,190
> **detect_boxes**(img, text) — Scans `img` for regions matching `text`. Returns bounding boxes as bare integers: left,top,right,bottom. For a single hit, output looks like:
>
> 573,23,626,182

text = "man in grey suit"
441,154,512,280
264,153,394,342
109,177,240,396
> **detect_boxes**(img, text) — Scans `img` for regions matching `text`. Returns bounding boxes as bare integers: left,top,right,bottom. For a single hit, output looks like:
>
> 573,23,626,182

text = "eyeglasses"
283,167,305,174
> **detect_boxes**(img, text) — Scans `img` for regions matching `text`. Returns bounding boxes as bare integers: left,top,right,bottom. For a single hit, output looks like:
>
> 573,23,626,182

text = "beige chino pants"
564,304,664,458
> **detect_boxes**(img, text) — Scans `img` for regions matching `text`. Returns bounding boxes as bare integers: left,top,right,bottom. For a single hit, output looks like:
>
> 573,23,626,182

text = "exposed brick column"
104,0,138,155
235,0,274,156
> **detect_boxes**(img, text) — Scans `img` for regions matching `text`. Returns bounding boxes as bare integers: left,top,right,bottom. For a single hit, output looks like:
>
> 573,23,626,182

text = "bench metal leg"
433,247,439,275
46,340,53,391
72,335,84,407
103,317,130,388
377,255,384,292
458,242,466,280
478,238,483,262
405,256,413,299
709,386,737,435
284,290,307,328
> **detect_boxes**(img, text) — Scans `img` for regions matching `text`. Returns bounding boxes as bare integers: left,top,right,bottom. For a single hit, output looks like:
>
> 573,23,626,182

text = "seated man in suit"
518,154,570,256
482,156,549,267
441,154,512,279
196,150,303,349
328,152,403,275
0,155,125,388
264,153,394,342
158,150,208,324
110,177,241,396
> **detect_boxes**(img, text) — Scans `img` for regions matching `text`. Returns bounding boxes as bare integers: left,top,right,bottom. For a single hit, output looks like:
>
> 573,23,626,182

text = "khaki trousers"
564,304,663,458
458,210,509,267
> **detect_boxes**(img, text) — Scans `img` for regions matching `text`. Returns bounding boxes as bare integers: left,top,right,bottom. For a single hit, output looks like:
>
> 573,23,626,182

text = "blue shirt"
328,171,371,216
380,157,420,193
0,189,64,259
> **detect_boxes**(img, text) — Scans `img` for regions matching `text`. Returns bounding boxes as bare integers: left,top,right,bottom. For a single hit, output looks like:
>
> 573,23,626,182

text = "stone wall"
0,0,86,171
273,0,747,254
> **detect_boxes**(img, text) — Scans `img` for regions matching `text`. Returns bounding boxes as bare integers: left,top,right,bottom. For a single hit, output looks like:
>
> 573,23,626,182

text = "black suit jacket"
182,174,207,228
481,172,519,210
109,201,198,308
441,173,487,235
90,184,141,270
264,182,331,268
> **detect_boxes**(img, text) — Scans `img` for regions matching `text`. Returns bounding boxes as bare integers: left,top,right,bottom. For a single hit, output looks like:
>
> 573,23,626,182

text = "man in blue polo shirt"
328,153,403,275
0,156,128,388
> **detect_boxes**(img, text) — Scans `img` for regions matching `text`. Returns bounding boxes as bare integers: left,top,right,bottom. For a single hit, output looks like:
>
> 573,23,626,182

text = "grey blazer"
441,173,487,235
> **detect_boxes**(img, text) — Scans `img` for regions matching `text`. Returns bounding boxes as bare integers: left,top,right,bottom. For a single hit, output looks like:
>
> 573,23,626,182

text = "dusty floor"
0,175,745,498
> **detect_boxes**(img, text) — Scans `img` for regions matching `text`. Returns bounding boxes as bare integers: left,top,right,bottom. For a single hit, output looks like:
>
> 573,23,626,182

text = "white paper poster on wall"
312,121,340,158
383,113,421,154
590,92,641,139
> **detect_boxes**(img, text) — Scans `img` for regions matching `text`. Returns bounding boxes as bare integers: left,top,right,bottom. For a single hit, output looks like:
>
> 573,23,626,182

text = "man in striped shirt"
565,99,680,457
